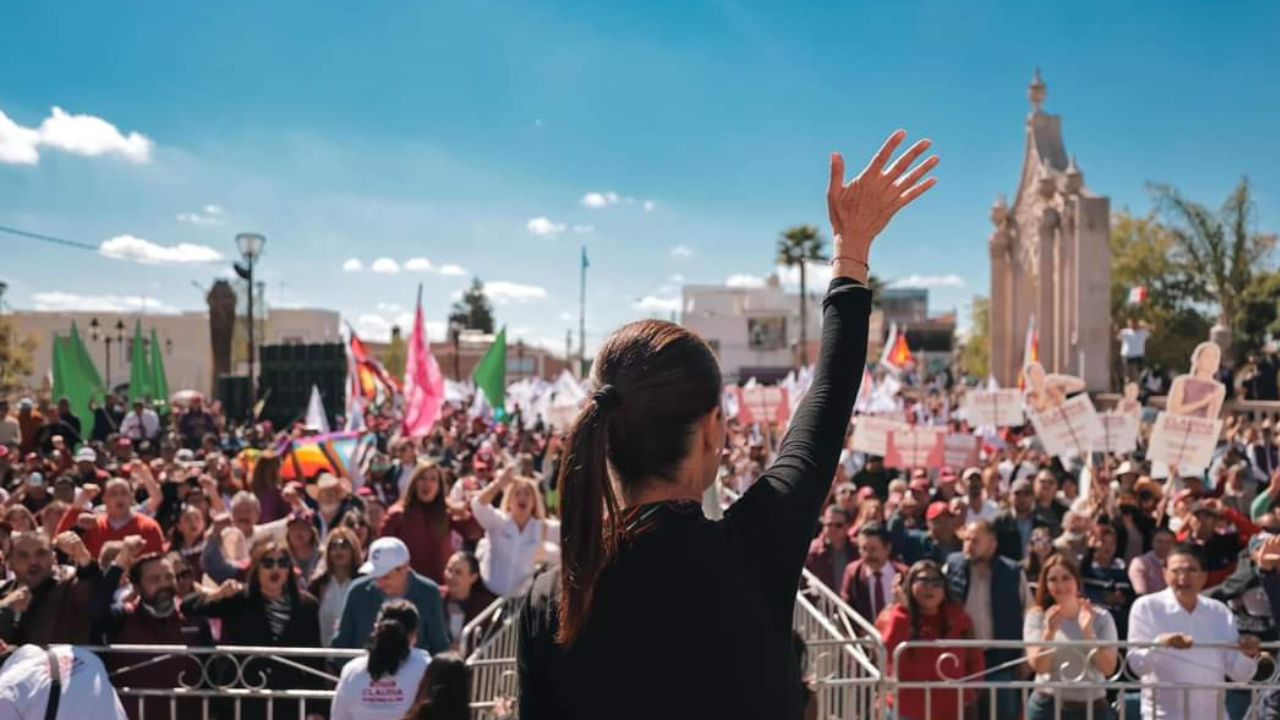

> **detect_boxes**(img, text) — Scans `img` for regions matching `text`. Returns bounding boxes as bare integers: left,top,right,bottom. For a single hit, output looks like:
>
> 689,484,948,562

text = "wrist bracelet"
831,255,869,268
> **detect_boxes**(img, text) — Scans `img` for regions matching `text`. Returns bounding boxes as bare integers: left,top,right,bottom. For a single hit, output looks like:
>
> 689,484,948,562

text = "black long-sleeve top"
517,278,871,720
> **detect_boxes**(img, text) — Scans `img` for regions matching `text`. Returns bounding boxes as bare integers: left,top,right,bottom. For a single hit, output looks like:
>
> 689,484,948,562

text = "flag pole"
579,245,587,378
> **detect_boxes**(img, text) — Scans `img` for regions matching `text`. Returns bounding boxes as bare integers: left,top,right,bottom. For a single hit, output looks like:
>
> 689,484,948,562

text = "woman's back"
519,502,800,720
331,649,431,720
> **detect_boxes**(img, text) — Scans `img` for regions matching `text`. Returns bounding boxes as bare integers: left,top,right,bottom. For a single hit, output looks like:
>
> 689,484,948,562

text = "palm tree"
776,225,826,366
1149,177,1276,338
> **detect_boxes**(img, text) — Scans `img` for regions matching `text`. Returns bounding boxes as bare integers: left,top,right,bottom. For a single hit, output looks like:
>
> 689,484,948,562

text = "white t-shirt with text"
330,649,431,720
0,645,129,720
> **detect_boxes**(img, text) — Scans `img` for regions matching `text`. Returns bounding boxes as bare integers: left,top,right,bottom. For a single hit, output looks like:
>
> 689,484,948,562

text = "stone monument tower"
989,70,1111,391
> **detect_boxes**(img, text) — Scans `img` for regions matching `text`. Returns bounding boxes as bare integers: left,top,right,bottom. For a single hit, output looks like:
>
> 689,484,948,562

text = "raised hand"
53,531,92,568
1257,534,1280,572
0,587,31,613
1078,599,1097,639
212,579,244,601
828,130,939,277
1044,604,1063,636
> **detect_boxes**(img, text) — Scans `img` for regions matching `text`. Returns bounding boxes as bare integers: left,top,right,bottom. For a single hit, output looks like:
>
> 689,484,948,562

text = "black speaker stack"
258,343,347,429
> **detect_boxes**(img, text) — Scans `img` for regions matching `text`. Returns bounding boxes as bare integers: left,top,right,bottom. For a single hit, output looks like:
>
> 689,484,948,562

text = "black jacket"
992,509,1048,561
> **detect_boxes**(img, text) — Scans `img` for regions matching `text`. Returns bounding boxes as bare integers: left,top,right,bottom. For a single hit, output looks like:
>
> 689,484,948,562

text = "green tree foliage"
448,278,496,334
1236,270,1280,351
1149,177,1276,329
959,295,990,379
1110,211,1213,373
0,318,37,397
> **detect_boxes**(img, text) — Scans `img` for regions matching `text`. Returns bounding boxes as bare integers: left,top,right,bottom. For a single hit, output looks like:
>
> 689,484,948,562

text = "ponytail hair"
401,651,469,720
556,320,722,646
368,599,420,680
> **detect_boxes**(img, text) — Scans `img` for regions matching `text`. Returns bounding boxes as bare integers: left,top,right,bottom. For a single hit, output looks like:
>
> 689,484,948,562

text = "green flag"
149,328,170,406
51,335,95,445
129,320,154,404
68,322,106,438
473,326,507,419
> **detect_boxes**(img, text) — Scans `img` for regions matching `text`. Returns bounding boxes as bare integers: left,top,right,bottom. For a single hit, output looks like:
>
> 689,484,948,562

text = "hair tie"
593,385,622,413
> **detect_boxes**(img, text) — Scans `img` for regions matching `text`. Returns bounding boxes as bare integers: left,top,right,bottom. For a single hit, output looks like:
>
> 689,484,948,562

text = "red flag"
402,286,446,438
887,329,915,369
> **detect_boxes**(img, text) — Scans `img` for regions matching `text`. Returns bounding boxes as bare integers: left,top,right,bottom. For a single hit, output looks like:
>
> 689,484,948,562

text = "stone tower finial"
1065,155,1083,194
1029,67,1047,113
990,194,1009,226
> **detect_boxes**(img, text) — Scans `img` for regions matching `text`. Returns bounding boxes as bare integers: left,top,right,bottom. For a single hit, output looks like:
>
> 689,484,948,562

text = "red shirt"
56,507,167,559
876,602,984,720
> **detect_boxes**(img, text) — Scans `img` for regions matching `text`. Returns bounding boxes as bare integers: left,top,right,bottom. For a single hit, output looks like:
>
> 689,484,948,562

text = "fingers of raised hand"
828,152,846,196
865,129,907,175
884,138,932,180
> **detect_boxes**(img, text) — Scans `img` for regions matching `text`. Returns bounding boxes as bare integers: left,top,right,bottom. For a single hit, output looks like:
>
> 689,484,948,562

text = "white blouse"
470,497,560,597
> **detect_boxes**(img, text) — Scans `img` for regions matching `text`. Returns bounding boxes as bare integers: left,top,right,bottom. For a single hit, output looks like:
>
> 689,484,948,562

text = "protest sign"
1022,362,1086,414
1148,412,1222,469
1093,412,1139,455
736,386,791,426
962,389,1025,427
1026,393,1105,460
943,432,980,468
1165,342,1227,420
850,415,910,457
885,425,947,469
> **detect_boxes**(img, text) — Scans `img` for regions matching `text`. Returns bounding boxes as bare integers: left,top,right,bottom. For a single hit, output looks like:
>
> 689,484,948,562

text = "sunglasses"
912,577,946,588
260,556,293,570
329,540,353,551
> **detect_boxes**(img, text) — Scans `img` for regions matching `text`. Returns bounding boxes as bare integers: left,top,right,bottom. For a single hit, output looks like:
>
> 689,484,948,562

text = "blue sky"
2,1,1278,353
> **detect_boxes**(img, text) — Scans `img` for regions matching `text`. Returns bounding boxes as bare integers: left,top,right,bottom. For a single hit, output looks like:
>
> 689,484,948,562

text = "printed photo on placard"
1022,362,1087,413
1147,342,1227,469
962,388,1025,428
1166,342,1227,419
1026,393,1105,460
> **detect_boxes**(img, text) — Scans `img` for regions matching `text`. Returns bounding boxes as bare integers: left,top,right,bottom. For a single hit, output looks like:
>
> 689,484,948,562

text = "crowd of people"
0,392,548,719
802,381,1280,720
6,347,1280,719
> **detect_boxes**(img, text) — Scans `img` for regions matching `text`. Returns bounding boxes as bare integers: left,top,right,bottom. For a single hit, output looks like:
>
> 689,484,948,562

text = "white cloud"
634,296,682,313
776,260,834,289
437,264,467,276
376,302,404,314
558,311,574,322
1,106,153,165
580,191,621,209
40,106,152,163
31,292,179,314
643,200,656,212
176,204,226,226
726,274,766,288
890,274,967,289
526,217,566,237
0,110,40,165
669,274,685,284
485,281,548,304
670,245,693,259
404,257,433,272
99,235,222,265
342,258,364,272
371,257,401,274
572,224,595,234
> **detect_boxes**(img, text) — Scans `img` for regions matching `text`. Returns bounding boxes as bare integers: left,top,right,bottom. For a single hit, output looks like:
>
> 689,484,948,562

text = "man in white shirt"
118,400,159,443
1127,545,1260,720
0,643,129,720
1119,318,1153,381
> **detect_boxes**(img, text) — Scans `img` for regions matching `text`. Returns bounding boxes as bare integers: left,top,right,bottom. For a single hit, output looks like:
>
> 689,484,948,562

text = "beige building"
988,70,1111,390
7,307,341,399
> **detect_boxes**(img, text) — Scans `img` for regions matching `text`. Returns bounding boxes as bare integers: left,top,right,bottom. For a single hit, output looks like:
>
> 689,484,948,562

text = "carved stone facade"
989,70,1111,391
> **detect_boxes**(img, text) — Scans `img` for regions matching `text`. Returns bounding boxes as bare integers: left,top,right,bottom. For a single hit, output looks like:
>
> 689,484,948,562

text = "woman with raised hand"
518,131,938,720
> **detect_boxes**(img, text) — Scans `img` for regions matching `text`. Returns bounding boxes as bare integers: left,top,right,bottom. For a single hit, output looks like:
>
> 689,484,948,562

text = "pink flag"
403,288,446,437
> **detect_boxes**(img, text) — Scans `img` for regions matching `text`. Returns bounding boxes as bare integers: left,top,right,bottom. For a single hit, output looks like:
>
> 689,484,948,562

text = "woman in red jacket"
380,461,462,584
876,560,984,720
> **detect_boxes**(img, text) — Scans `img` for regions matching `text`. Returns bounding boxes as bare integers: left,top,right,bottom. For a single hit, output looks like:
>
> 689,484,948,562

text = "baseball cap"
926,501,952,521
74,447,97,464
961,467,982,482
1115,460,1138,477
0,446,8,460
1191,499,1221,517
909,477,931,492
17,398,32,410
1011,478,1034,494
360,537,411,579
939,467,958,483
175,448,196,463
26,472,44,488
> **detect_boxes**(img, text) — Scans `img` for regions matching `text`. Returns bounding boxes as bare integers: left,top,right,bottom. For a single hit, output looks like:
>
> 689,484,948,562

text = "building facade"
989,70,1111,391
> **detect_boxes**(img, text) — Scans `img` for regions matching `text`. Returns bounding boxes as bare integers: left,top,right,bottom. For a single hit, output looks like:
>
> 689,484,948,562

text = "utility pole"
579,245,588,377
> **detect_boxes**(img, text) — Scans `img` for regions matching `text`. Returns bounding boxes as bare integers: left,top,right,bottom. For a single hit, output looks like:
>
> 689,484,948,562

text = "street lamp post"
234,233,266,407
89,318,126,389
517,339,525,381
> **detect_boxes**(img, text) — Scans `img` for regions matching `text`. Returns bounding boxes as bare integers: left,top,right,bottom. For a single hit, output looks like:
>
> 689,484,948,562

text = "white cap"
360,537,410,579
74,447,97,463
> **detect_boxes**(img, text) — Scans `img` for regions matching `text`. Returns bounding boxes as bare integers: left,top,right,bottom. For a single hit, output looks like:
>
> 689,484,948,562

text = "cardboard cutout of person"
1118,382,1142,418
1022,362,1086,413
1166,342,1227,419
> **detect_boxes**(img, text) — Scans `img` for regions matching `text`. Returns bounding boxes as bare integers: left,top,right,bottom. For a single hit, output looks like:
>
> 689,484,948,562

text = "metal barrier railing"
888,638,1280,720
85,644,363,720
795,568,886,720
461,598,520,719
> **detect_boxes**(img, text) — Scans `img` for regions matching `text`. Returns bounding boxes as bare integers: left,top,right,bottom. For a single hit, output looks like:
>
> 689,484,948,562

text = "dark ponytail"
368,599,420,680
556,320,722,646
401,651,469,720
